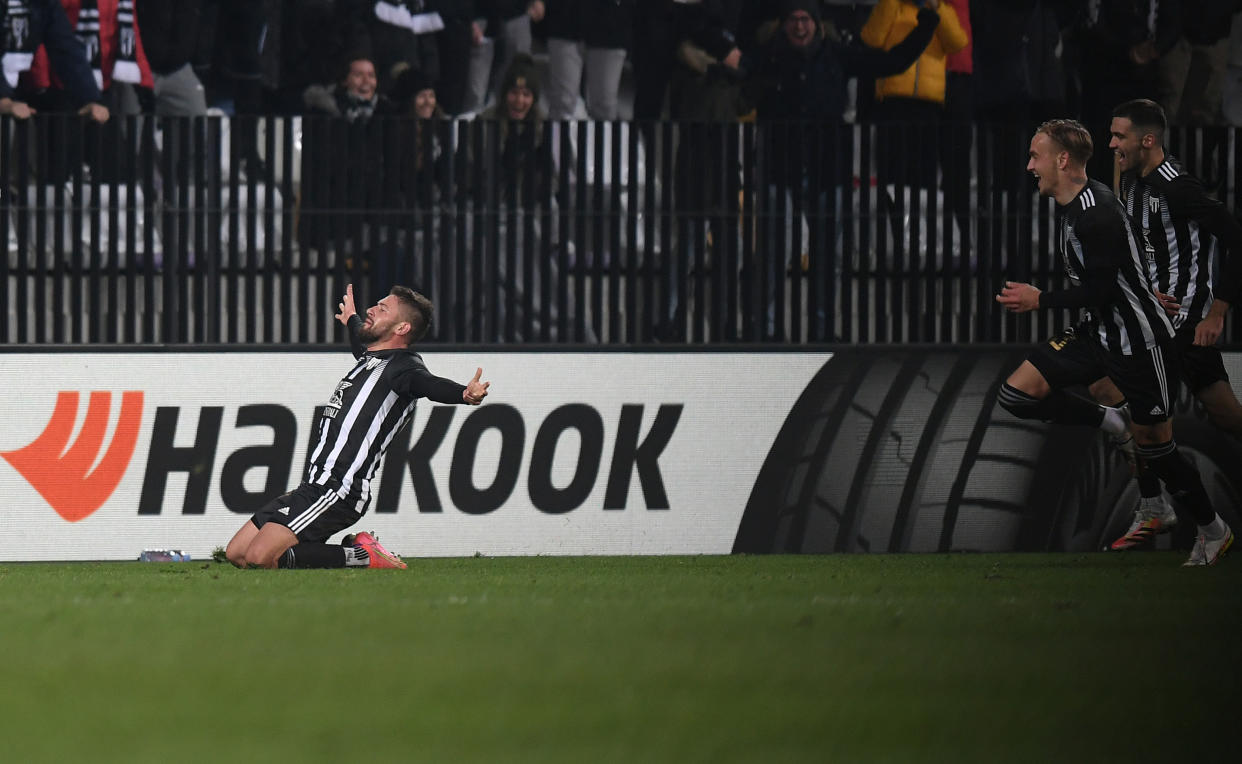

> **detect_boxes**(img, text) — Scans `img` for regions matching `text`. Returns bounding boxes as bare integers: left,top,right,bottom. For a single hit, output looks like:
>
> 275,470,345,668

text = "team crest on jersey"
366,357,383,370
1149,196,1160,214
325,380,352,419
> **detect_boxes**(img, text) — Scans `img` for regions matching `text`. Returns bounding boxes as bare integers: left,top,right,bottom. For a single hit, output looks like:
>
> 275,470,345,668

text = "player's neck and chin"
1137,147,1167,179
364,337,414,353
1050,174,1090,206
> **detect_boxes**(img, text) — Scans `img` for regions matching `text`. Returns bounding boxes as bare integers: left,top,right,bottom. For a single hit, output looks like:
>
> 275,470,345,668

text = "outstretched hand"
463,367,490,405
336,284,356,326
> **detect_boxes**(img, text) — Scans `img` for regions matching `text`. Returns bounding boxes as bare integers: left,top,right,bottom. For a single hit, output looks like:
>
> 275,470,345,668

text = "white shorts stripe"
288,490,338,535
1151,345,1169,411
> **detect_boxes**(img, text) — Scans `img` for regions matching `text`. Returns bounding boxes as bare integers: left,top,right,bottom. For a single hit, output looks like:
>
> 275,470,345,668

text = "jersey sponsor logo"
1,391,144,522
278,506,290,516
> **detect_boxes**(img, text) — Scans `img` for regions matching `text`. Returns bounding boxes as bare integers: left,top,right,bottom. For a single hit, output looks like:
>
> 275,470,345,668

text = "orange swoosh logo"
2,391,144,522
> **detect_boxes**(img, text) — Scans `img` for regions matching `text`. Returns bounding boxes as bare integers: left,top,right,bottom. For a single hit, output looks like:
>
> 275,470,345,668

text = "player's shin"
1136,441,1215,527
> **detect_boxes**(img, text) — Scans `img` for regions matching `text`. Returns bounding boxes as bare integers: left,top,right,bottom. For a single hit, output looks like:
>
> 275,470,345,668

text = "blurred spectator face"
784,11,817,48
345,59,378,101
414,88,437,119
506,84,534,120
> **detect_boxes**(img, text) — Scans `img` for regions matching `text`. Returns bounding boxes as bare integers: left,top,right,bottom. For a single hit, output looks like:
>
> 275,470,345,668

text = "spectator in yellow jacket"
861,0,970,243
861,0,969,106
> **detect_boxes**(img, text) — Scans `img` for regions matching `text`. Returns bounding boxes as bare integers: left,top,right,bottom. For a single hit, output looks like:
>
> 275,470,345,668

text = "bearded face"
358,295,411,345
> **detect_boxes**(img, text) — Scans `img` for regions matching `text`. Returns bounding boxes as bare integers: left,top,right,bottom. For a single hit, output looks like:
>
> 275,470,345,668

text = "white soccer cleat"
1183,528,1234,567
1108,496,1177,551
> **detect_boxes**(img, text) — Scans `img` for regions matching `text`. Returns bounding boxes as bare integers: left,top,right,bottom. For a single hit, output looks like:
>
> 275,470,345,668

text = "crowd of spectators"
2,1,1240,133
6,1,1242,343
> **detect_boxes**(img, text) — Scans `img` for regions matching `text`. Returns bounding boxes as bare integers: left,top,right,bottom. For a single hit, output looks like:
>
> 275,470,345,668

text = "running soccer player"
224,284,491,569
994,118,1233,566
1099,99,1242,553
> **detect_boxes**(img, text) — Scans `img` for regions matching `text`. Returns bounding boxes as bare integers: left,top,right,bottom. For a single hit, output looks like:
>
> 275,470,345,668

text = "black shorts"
1028,325,1179,426
1175,326,1230,393
250,484,360,543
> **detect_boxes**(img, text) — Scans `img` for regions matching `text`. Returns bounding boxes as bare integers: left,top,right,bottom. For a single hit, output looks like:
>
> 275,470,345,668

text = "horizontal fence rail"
1,115,1238,345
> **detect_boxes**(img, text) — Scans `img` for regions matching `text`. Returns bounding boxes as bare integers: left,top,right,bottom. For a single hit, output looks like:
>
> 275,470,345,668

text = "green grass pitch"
1,553,1238,763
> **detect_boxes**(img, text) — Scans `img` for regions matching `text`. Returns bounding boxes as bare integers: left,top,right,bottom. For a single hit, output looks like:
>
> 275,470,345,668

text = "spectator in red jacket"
0,0,109,121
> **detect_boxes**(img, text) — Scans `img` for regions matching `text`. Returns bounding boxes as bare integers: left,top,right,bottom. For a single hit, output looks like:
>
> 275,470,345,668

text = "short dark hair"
1112,98,1167,143
1037,119,1093,166
340,54,374,83
390,285,433,343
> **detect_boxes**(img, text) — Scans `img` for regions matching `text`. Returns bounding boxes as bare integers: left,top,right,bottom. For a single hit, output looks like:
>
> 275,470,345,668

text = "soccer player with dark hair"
995,118,1233,566
224,284,491,570
1095,98,1242,552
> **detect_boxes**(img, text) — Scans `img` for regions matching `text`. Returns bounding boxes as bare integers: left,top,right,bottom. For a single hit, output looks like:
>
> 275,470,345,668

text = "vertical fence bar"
34,123,47,343
202,115,220,343
609,120,623,342
0,118,9,343
159,117,177,343
517,125,533,343
722,123,741,343
261,115,277,342
641,121,658,342
857,123,873,344
572,120,588,343
590,119,605,341
69,121,84,343
279,116,294,344
605,120,620,341
739,122,756,343
50,119,68,343
466,121,484,342
449,121,467,343
788,122,804,345
192,115,207,342
922,120,939,343
14,120,31,343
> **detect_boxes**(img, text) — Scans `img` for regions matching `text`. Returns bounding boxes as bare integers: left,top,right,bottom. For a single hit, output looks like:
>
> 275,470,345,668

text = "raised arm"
846,5,941,79
335,283,365,358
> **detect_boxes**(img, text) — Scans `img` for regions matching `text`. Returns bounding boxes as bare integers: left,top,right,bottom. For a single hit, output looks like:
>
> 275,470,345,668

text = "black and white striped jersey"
304,317,467,513
1119,154,1242,328
1040,179,1174,355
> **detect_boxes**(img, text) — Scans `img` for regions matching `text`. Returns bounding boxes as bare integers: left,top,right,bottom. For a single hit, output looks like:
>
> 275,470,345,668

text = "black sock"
1138,441,1215,526
1040,390,1106,427
277,543,348,569
1136,462,1162,499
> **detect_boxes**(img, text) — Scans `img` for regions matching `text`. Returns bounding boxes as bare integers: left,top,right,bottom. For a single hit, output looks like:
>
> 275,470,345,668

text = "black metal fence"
1,114,1238,346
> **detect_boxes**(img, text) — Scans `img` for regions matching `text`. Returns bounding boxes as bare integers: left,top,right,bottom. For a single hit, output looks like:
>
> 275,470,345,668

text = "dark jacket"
398,118,452,210
457,109,554,209
541,0,635,50
135,0,204,75
340,0,441,93
745,8,939,188
480,0,532,29
972,0,1068,112
0,0,101,104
